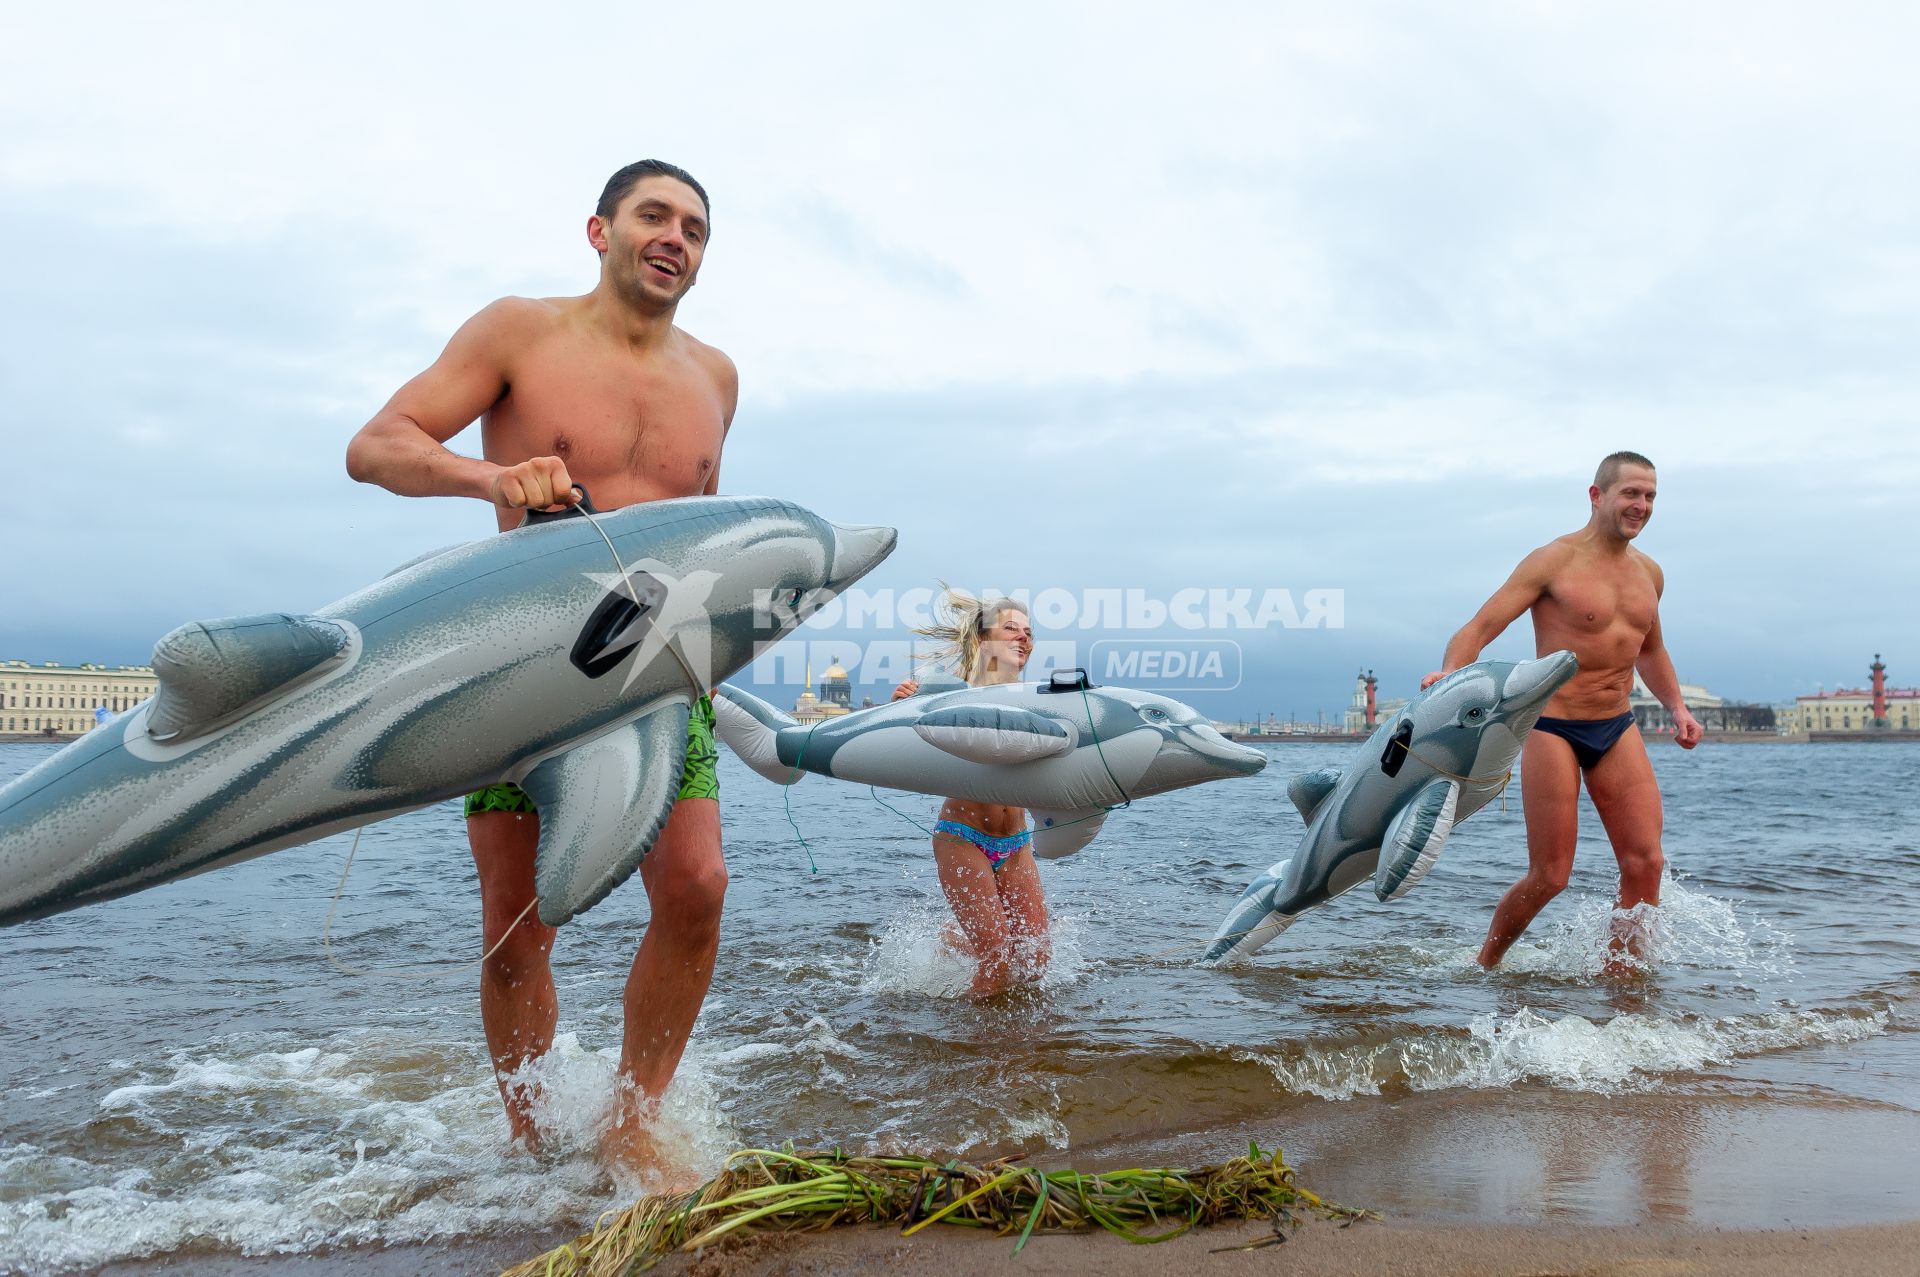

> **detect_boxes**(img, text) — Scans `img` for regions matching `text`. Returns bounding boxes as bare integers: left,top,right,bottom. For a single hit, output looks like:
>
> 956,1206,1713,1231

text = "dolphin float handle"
1384,737,1515,810
520,484,599,526
777,679,1137,872
563,492,709,703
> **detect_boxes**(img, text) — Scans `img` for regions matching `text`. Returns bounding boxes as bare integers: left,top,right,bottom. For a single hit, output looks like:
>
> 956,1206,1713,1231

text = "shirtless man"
1421,452,1702,971
344,160,737,1169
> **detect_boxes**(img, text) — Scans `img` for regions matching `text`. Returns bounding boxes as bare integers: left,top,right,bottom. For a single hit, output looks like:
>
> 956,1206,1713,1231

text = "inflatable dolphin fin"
912,705,1075,765
711,683,806,785
1203,857,1294,965
1286,766,1344,823
523,702,691,925
1373,779,1460,902
1030,807,1108,858
146,614,353,743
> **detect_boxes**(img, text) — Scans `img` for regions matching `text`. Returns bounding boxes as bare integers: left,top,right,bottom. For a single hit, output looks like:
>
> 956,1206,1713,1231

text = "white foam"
1244,1004,1889,1102
858,899,1092,998
1402,872,1797,982
949,1098,1072,1154
0,1028,743,1272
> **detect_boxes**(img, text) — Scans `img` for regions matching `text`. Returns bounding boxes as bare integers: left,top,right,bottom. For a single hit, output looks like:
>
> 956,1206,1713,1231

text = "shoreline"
79,1082,1920,1277
81,1214,1920,1277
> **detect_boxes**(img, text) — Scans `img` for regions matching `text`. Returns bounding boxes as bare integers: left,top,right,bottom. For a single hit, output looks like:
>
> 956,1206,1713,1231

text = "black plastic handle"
521,484,598,526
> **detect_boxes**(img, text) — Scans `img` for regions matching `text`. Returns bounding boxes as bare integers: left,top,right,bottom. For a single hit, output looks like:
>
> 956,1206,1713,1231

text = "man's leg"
1477,730,1581,969
468,809,559,1150
1583,723,1665,966
605,796,726,1167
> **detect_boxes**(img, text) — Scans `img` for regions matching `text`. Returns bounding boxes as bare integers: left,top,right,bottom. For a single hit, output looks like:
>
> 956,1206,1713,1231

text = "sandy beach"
86,1217,1920,1277
642,1218,1920,1277
88,1078,1919,1277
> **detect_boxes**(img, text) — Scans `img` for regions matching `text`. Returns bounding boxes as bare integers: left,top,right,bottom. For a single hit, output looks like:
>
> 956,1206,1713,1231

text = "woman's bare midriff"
936,797,1026,838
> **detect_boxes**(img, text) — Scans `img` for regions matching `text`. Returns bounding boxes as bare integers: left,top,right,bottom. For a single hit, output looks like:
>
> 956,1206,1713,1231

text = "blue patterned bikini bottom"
933,819,1031,871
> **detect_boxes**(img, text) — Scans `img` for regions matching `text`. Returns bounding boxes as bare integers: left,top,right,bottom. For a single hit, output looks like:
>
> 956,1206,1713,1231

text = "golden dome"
823,663,850,680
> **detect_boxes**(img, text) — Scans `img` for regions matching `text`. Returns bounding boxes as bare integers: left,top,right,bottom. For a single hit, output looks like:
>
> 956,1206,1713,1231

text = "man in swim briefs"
345,160,736,1171
1421,452,1702,971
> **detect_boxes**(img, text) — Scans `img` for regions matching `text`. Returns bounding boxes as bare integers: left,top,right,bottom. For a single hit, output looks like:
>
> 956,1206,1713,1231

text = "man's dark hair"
1595,450,1655,490
597,160,710,223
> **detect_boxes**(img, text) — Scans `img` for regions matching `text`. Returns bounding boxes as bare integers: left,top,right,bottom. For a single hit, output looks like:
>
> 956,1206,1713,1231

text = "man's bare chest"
483,350,726,485
1544,566,1657,636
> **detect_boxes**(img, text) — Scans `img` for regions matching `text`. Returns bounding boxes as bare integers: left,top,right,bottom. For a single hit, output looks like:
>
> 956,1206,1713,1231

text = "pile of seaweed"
501,1142,1368,1277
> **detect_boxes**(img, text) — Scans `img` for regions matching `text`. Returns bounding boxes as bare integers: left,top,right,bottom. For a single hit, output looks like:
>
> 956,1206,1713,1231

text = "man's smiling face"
1594,463,1656,541
592,175,708,308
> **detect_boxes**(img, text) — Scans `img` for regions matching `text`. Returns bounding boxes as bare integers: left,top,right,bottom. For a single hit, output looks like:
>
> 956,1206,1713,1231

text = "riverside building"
2,660,158,739
1781,655,1918,734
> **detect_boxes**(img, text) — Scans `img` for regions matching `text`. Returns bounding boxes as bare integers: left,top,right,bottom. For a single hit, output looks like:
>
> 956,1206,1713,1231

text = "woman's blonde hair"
914,586,1028,685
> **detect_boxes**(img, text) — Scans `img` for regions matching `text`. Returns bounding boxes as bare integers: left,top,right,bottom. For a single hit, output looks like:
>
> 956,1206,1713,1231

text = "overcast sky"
2,2,1914,717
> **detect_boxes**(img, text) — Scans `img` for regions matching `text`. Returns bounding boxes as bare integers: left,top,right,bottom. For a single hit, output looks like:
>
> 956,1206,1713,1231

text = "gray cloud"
3,4,1916,715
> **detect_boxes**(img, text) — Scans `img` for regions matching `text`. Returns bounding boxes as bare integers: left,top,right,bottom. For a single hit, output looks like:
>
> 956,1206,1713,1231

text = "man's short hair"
596,160,710,224
1595,450,1655,490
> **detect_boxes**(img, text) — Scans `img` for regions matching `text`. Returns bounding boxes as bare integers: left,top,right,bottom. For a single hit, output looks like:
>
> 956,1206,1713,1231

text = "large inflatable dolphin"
1204,651,1578,964
0,496,895,928
713,676,1266,856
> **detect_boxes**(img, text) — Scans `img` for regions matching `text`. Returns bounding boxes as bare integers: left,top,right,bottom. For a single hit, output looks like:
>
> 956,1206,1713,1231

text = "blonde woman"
893,590,1050,997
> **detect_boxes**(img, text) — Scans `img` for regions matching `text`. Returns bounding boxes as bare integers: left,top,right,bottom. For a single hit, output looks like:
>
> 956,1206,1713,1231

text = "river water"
2,738,1916,1271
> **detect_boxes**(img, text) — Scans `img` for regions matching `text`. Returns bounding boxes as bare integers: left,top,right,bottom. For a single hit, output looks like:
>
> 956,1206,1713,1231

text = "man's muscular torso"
1529,536,1662,718
480,296,730,531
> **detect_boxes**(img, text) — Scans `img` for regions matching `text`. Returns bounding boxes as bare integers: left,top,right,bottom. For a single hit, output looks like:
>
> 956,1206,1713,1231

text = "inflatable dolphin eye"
1464,706,1487,722
1142,706,1171,724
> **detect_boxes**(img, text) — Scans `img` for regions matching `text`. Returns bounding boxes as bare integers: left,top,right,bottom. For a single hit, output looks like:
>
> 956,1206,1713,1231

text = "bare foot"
1605,909,1654,978
500,1076,544,1155
506,1123,543,1157
600,1090,702,1195
1601,953,1650,980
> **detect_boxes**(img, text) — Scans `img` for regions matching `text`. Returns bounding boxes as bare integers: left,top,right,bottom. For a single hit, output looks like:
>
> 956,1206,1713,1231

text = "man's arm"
345,298,573,509
1633,563,1703,748
1421,544,1562,688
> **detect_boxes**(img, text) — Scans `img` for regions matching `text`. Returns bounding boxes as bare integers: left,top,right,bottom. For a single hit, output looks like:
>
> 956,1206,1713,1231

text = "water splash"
0,1029,744,1273
1243,1004,1887,1102
858,901,1092,998
1399,871,1798,982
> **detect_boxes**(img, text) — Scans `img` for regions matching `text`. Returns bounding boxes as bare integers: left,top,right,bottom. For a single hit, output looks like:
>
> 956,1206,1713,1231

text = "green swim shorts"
464,695,718,817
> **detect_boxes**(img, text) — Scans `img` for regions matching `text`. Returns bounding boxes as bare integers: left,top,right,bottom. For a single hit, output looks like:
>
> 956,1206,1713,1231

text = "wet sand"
647,1219,1920,1277
88,1217,1920,1277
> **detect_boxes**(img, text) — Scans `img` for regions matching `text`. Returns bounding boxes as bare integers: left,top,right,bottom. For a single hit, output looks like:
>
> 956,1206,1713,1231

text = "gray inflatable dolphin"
0,496,895,928
1204,651,1578,964
713,677,1266,856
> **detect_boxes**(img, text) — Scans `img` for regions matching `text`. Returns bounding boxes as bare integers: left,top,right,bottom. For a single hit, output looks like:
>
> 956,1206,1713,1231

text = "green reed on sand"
500,1142,1369,1277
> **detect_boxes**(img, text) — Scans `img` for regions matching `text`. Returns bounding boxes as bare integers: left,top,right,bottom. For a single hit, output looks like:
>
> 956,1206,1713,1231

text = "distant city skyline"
1,631,1903,724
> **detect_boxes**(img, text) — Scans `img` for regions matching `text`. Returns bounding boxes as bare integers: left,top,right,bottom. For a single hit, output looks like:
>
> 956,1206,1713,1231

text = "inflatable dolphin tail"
712,683,807,785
